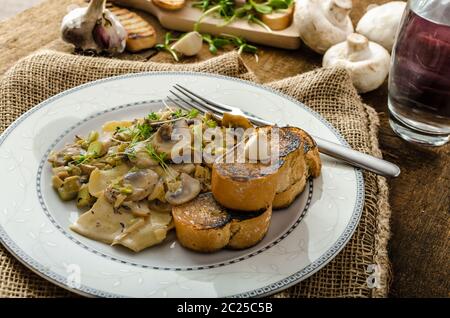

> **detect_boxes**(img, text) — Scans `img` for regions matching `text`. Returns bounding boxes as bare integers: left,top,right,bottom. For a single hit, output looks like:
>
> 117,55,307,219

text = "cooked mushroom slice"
148,178,166,201
169,163,195,175
123,169,159,201
165,173,201,205
48,144,85,167
148,200,172,213
120,200,151,217
79,163,96,175
128,142,158,168
151,119,189,158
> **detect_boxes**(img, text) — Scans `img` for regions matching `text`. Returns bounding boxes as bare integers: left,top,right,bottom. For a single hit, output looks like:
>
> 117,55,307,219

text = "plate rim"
0,71,364,298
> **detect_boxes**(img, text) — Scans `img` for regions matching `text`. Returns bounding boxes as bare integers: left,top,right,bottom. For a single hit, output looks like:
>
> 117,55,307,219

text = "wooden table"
2,0,449,297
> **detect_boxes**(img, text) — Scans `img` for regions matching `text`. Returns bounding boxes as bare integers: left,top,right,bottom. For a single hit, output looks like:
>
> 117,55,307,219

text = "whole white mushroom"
296,0,354,54
356,1,407,52
323,33,391,93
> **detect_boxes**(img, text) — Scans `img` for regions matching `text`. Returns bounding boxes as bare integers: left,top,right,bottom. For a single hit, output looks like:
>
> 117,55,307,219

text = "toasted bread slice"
172,192,271,253
152,0,186,11
272,127,321,209
106,4,157,52
212,126,321,211
260,4,295,31
227,208,272,249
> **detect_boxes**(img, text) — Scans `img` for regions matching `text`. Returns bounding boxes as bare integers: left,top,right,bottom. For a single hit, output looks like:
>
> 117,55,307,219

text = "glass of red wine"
389,0,450,146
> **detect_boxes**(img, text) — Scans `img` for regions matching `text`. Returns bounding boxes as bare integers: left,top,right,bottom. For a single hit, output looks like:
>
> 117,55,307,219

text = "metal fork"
167,84,401,177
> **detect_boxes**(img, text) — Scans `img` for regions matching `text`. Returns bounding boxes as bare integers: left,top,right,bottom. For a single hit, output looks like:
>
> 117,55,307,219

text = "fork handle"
246,116,400,177
313,136,400,177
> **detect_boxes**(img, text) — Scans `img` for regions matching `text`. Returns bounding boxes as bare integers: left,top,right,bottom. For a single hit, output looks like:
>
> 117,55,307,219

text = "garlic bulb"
61,0,127,54
323,33,391,93
171,31,203,56
295,0,354,54
356,1,407,52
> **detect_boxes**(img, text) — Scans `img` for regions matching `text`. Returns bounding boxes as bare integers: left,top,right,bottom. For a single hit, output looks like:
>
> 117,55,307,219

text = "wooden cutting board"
110,0,301,49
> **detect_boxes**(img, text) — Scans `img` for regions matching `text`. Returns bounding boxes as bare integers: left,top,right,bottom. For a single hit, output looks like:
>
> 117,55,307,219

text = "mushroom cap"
356,1,407,52
165,173,201,205
295,0,354,54
151,119,189,159
129,142,158,168
123,169,160,201
323,33,391,93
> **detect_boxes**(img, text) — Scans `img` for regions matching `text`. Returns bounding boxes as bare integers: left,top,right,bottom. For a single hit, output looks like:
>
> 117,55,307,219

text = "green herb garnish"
145,144,170,172
187,109,200,119
193,0,293,31
147,112,160,121
130,123,153,144
155,32,179,62
205,118,218,128
72,154,94,165
171,109,185,118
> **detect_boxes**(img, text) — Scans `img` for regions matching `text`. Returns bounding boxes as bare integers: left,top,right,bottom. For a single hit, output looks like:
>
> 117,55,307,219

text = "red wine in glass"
388,1,450,146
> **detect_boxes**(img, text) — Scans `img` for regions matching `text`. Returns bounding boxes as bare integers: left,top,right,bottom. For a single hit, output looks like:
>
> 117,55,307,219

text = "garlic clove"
171,31,203,57
323,33,391,93
92,10,127,53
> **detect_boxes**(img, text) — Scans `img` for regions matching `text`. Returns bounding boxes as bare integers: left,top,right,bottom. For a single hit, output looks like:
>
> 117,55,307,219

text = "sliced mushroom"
128,142,158,168
79,163,96,175
148,178,166,201
169,163,196,175
123,169,159,201
48,144,85,167
151,119,189,158
165,173,201,205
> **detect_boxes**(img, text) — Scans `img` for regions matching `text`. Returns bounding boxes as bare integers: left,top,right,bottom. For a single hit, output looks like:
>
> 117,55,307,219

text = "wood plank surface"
2,0,449,298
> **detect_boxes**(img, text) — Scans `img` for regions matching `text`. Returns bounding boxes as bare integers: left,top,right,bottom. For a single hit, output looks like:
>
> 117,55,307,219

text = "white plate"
0,72,363,298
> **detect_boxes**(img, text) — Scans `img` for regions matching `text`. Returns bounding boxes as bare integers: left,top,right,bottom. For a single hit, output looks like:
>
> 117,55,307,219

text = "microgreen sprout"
155,32,179,61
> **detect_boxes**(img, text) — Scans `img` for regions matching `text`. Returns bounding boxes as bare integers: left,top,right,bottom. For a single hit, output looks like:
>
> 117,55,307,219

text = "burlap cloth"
0,49,391,298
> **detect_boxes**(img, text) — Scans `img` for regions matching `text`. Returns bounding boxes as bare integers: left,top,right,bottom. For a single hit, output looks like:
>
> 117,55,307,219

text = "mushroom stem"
326,0,352,25
346,33,370,61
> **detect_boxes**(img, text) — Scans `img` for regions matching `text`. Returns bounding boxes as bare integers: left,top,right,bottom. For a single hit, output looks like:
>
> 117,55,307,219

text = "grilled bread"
172,192,271,253
152,0,186,11
211,126,321,211
106,4,157,52
260,3,295,31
